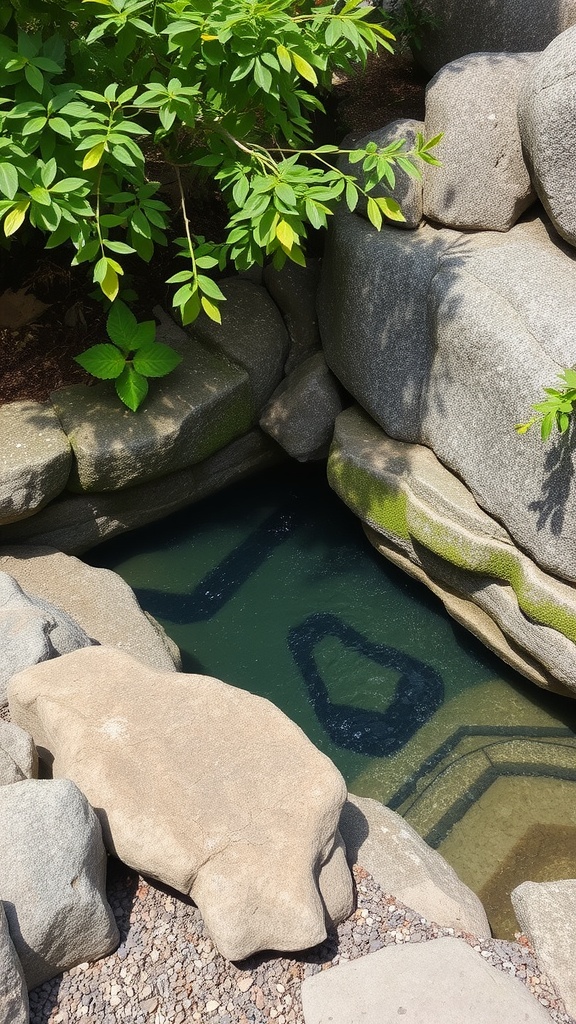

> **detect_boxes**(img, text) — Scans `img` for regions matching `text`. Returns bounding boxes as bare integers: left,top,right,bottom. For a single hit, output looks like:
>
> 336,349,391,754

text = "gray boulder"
339,120,425,229
0,400,71,525
423,52,536,231
318,210,462,442
0,903,28,1024
263,260,322,374
340,794,490,936
0,778,119,988
320,208,576,583
408,0,576,75
188,278,289,411
260,353,344,460
0,546,180,672
9,646,353,962
0,571,95,706
511,879,576,1019
301,937,552,1024
422,215,576,582
0,721,37,785
518,27,576,248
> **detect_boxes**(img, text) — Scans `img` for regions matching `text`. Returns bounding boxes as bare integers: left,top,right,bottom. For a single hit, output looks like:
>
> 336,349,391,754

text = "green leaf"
367,197,382,230
74,343,126,379
345,180,358,212
0,163,18,201
107,300,139,352
201,296,222,323
375,196,405,223
4,201,29,236
22,116,48,135
197,275,225,301
49,116,72,139
115,366,148,411
276,44,291,72
290,51,318,87
82,142,106,170
51,177,88,194
104,240,136,254
561,369,576,388
133,342,182,376
24,63,44,93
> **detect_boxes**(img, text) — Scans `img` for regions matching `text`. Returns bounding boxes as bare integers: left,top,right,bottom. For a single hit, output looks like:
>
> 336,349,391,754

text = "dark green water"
86,461,576,938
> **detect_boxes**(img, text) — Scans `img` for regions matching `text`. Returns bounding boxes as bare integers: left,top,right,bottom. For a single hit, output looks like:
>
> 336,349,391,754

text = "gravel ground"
28,860,576,1024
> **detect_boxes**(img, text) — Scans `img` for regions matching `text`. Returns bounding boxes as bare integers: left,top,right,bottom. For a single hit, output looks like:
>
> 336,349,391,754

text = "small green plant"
74,300,182,410
515,368,576,441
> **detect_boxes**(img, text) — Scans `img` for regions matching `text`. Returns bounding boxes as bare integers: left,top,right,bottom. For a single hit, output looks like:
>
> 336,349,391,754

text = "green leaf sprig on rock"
74,299,182,411
516,368,576,441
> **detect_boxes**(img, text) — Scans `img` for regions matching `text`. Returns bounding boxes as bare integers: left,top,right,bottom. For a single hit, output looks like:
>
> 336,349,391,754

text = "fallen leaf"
0,287,51,328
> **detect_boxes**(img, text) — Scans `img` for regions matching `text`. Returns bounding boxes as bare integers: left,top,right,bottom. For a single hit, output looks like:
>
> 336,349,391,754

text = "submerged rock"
9,646,353,961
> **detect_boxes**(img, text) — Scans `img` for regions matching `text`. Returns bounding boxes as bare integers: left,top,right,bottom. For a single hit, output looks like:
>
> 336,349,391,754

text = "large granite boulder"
0,400,71,524
260,353,344,461
318,212,462,442
301,937,552,1024
0,571,95,706
0,778,119,988
423,53,536,231
0,721,37,785
338,120,425,229
511,879,576,1018
319,209,576,584
51,321,253,492
0,903,28,1024
328,406,576,695
518,27,576,248
340,794,490,936
9,646,353,961
408,0,576,76
189,278,289,411
0,546,180,672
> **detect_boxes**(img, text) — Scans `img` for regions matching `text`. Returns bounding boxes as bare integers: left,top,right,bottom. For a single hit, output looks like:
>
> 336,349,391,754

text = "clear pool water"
86,461,576,938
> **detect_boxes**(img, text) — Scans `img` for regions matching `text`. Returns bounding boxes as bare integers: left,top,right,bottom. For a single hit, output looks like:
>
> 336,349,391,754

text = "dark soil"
0,49,428,408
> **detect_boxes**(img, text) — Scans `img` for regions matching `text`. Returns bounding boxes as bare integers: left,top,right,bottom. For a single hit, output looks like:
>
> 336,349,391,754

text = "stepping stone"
301,936,552,1024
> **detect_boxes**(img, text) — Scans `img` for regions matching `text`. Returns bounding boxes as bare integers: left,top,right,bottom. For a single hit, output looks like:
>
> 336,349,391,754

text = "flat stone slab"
9,646,353,961
0,400,71,524
51,329,253,492
0,546,179,672
300,936,552,1024
340,794,490,937
0,429,283,555
512,879,576,1019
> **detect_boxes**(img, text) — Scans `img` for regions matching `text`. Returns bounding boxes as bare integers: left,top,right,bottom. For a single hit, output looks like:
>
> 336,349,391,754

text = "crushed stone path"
28,861,576,1024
